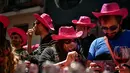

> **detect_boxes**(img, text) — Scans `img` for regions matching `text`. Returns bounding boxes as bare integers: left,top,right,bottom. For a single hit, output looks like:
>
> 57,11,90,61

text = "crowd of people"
0,2,130,73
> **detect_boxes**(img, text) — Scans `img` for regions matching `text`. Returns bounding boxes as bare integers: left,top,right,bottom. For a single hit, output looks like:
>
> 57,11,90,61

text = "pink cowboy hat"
33,13,55,30
72,16,96,28
7,27,27,46
92,2,128,19
52,26,83,40
0,14,10,28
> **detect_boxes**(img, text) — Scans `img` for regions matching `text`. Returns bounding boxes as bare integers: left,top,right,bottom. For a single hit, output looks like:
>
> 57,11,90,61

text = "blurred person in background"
39,26,86,73
72,16,96,59
0,15,19,73
68,61,86,73
8,27,29,61
42,61,61,73
29,63,39,73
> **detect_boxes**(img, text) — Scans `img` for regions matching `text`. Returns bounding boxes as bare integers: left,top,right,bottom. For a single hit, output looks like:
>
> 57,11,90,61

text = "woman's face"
63,39,77,52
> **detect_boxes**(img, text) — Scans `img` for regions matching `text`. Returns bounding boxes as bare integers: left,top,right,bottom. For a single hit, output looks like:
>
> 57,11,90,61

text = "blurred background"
0,0,129,44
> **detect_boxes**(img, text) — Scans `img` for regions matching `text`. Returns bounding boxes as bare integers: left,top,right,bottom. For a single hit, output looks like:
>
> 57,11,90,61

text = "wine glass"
114,46,130,70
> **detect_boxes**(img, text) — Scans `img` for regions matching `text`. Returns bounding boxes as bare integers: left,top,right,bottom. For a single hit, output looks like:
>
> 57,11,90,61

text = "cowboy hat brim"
72,20,96,28
52,31,83,40
0,15,10,28
92,8,128,19
33,13,55,30
7,27,27,46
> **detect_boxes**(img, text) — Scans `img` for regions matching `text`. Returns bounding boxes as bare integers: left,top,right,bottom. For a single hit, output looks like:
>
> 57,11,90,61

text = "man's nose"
105,29,113,33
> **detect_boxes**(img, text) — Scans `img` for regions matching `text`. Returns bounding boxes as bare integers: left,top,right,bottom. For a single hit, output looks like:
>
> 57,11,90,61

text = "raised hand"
26,26,36,54
65,51,78,66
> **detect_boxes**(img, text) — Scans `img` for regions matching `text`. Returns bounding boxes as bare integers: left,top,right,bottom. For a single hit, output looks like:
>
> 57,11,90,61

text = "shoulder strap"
104,36,119,65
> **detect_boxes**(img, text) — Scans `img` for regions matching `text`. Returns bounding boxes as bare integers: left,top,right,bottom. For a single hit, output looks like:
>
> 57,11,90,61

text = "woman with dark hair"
0,15,19,73
39,26,86,70
55,39,84,63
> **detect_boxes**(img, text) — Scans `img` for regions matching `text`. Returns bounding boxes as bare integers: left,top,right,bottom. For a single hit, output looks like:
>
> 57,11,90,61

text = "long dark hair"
0,22,19,73
0,22,7,48
55,39,86,66
55,40,68,61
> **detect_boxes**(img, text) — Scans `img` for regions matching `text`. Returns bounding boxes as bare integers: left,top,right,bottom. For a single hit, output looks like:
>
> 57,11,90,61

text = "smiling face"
11,33,22,47
99,15,122,39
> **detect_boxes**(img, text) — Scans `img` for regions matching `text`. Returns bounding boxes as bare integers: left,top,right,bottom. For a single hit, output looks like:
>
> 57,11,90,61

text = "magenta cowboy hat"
33,13,55,30
92,2,128,19
72,16,96,28
7,27,27,46
0,14,10,28
52,26,83,40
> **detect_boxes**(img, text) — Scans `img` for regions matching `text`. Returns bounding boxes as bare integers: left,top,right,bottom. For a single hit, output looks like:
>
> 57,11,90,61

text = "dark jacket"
78,34,96,58
30,34,56,64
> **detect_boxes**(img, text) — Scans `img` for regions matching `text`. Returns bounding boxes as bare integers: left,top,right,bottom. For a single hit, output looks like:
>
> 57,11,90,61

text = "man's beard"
105,30,122,40
35,30,41,35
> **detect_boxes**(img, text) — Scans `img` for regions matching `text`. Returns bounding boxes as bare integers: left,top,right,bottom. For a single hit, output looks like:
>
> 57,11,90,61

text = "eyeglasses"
101,25,118,31
64,39,76,44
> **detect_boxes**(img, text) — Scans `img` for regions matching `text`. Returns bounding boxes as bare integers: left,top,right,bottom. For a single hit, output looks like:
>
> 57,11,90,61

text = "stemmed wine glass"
114,46,130,70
